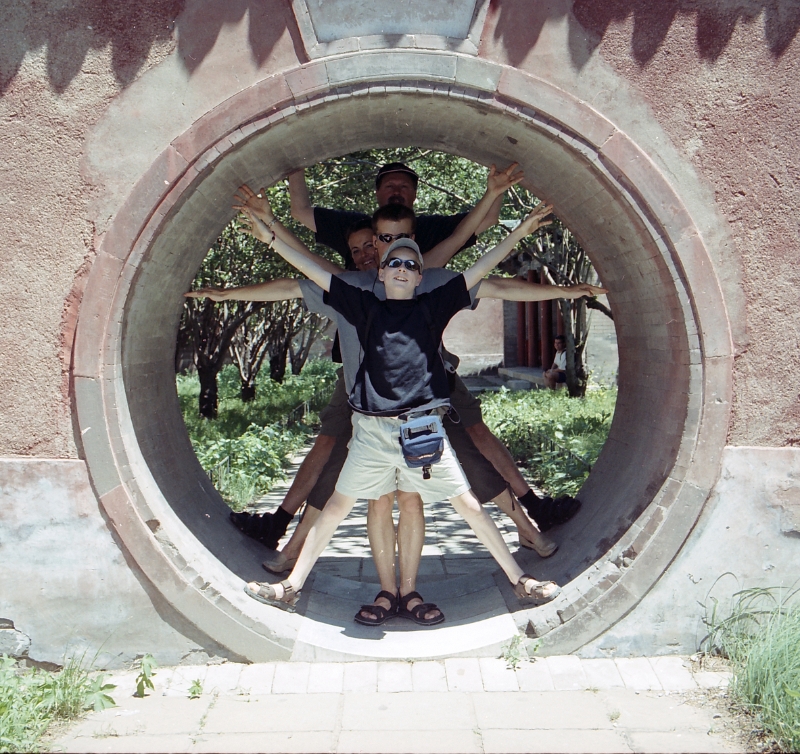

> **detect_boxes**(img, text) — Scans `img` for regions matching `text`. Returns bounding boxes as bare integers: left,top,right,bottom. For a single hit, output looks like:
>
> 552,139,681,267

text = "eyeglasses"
382,257,421,272
377,232,413,244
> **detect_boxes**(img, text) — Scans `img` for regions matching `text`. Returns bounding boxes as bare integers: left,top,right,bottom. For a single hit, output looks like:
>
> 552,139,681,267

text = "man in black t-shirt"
286,161,508,268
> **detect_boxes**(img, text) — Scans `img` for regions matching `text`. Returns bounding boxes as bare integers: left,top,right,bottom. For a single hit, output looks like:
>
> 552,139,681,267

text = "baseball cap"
380,237,424,268
375,162,419,189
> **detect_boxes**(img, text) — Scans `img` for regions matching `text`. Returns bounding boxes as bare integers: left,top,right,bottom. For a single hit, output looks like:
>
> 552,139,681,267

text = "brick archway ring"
74,51,733,660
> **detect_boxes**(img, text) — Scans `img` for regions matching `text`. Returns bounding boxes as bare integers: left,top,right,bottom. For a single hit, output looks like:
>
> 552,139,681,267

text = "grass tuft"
702,583,800,752
0,653,115,753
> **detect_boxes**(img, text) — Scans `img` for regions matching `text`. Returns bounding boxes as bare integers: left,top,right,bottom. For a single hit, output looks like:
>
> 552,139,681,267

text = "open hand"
184,287,228,302
517,202,554,235
239,206,275,245
233,184,273,221
562,283,608,299
487,162,524,197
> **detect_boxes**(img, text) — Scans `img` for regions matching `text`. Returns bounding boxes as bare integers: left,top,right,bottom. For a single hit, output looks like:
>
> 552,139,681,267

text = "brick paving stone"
615,658,663,691
341,692,477,731
516,659,555,691
343,661,378,692
648,656,697,692
445,658,483,692
60,733,194,753
546,655,589,690
164,665,207,698
378,661,413,692
411,660,448,692
337,728,481,753
202,694,341,734
482,728,632,753
308,662,345,693
625,730,739,753
473,691,612,730
191,731,334,753
237,662,276,695
599,688,716,733
272,662,311,694
479,657,519,691
581,658,626,689
694,670,732,689
203,663,243,694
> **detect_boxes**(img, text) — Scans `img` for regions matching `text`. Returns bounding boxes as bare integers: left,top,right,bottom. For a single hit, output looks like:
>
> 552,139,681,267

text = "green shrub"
178,360,338,508
0,654,115,753
480,387,616,497
703,586,800,752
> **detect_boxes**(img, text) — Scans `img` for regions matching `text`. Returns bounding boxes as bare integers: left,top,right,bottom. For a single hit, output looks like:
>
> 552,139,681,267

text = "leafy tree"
183,218,296,417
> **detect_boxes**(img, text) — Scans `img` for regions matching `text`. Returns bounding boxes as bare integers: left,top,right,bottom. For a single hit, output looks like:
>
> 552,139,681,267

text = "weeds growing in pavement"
134,654,157,698
0,653,115,753
702,581,800,752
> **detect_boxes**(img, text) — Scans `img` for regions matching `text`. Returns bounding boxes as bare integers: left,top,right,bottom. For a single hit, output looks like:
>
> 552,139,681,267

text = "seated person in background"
238,205,569,611
544,334,568,390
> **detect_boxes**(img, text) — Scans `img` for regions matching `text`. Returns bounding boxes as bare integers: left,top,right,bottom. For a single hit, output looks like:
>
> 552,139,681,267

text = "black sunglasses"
382,257,421,272
377,232,413,244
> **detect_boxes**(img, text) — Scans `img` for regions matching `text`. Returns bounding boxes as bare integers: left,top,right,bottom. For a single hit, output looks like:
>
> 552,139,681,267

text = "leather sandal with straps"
513,574,561,606
244,579,300,612
518,534,558,558
354,590,398,626
397,591,445,626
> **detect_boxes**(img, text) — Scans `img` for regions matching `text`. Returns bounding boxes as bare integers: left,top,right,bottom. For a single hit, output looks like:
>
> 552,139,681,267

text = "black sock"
518,489,541,513
273,506,293,529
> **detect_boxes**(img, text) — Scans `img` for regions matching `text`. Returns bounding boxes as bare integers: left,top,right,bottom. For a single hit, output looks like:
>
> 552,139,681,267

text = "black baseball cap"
375,162,419,189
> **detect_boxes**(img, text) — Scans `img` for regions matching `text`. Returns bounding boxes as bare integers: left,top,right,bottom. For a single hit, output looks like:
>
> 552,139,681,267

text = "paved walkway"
52,656,739,753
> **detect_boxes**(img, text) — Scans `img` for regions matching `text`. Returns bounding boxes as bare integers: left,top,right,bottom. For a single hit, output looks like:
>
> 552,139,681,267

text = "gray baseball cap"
381,237,424,268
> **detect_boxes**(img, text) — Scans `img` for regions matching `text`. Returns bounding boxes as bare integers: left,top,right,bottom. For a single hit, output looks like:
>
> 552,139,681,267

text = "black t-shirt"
314,207,476,269
324,274,472,416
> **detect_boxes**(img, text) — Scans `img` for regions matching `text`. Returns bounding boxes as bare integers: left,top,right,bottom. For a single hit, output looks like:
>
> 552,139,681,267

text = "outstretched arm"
287,170,316,231
476,276,607,301
233,185,341,275
423,163,524,269
241,208,333,292
184,278,302,303
461,203,553,290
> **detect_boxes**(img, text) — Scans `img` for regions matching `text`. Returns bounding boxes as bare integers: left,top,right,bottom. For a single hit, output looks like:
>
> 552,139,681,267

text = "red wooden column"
539,292,552,368
526,270,539,367
516,300,527,366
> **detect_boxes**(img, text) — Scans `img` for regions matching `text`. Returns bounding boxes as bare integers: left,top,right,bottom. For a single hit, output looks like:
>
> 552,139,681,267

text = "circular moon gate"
74,58,732,660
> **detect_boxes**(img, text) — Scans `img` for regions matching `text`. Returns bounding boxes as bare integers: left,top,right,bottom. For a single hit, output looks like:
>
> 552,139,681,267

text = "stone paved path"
52,656,738,753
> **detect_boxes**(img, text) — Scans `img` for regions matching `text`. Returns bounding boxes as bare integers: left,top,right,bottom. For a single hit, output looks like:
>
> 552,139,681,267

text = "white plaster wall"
0,459,229,667
579,447,800,657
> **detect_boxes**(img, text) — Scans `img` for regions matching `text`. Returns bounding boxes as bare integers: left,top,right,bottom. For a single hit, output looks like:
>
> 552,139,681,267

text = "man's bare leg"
465,422,529,497
466,421,581,532
396,490,441,622
358,494,398,621
278,434,337,515
248,491,358,598
490,489,556,555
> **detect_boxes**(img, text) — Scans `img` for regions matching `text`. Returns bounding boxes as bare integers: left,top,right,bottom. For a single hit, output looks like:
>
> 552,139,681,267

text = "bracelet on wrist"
266,217,277,228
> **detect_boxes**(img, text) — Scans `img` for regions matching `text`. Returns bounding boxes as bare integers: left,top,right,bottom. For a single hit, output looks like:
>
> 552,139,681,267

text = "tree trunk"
269,346,288,383
198,364,219,419
240,382,256,402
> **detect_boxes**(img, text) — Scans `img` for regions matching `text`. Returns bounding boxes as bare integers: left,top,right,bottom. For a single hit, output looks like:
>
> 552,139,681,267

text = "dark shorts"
449,373,483,428
318,371,353,438
442,414,507,504
555,371,567,384
307,433,351,510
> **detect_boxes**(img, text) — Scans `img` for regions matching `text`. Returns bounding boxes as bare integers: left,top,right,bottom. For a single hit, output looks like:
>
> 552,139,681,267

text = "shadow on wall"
486,0,800,68
0,0,306,95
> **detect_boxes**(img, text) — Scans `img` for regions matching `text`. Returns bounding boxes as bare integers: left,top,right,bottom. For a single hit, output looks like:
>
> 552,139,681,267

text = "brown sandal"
244,579,300,612
513,574,561,606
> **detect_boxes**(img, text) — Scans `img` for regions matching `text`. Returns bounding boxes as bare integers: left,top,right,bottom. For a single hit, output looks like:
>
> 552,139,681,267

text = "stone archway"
73,51,732,661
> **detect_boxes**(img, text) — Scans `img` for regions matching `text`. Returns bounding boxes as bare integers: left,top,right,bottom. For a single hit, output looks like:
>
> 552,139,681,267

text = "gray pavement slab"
546,654,589,690
615,657,663,691
52,657,741,754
